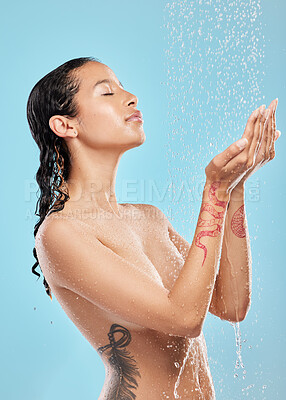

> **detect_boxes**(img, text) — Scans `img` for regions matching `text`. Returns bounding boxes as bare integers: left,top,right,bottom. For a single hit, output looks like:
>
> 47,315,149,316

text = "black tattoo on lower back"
97,323,141,399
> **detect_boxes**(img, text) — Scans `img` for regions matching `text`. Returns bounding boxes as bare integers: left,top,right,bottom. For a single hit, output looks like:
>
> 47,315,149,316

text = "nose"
124,91,138,107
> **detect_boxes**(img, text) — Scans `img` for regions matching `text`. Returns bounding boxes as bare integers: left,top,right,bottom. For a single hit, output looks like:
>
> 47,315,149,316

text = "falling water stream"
162,0,265,397
173,338,193,399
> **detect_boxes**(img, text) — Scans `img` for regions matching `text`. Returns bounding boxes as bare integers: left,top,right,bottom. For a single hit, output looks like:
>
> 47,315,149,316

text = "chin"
132,127,146,143
135,130,146,146
124,132,146,151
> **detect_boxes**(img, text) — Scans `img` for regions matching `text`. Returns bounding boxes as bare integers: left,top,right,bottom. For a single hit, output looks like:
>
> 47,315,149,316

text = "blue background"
1,0,285,399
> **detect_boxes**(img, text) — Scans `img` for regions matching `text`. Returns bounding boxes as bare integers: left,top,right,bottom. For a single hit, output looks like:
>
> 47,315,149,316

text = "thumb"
275,130,281,140
217,137,249,168
235,138,248,150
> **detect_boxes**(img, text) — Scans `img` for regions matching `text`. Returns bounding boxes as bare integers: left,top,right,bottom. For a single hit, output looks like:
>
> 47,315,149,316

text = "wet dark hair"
27,56,101,300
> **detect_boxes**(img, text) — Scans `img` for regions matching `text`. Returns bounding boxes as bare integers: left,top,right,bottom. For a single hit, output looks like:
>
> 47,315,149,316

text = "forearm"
212,183,252,321
168,180,230,332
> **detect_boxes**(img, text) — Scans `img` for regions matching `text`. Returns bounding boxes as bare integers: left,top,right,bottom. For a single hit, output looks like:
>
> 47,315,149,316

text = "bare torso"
37,203,216,399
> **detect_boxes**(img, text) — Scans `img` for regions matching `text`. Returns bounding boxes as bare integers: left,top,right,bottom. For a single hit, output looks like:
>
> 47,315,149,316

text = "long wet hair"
27,56,101,300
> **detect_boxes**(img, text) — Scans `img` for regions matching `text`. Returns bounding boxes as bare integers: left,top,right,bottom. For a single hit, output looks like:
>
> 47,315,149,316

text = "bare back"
35,203,215,399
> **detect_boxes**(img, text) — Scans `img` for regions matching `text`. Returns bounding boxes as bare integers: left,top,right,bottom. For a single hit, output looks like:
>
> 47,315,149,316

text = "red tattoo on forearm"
231,204,246,238
195,181,228,267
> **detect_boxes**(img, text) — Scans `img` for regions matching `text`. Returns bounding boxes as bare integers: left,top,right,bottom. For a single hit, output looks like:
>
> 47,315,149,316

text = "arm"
208,183,252,322
167,180,230,332
35,180,230,339
209,98,280,322
165,191,249,323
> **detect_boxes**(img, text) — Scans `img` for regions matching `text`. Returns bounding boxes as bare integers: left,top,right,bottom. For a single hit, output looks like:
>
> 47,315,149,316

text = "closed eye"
102,93,114,96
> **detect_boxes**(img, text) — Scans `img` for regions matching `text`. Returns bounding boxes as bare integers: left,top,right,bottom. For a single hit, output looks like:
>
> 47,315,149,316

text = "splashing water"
173,338,194,399
230,321,246,379
162,0,265,233
162,0,265,396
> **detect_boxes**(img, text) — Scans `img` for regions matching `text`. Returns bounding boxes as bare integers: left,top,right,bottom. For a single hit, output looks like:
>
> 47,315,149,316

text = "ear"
49,115,77,139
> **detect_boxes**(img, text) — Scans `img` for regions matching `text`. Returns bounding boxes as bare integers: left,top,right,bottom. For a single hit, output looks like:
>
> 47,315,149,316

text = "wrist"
230,182,245,202
232,180,246,194
204,179,231,203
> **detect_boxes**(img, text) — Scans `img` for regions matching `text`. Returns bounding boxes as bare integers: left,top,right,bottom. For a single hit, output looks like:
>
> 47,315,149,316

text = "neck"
65,147,123,217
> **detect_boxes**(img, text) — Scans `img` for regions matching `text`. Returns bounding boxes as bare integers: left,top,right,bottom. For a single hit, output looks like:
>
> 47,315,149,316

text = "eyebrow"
93,79,124,89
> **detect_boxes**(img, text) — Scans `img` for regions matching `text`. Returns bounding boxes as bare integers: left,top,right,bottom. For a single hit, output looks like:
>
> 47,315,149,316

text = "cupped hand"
235,98,281,187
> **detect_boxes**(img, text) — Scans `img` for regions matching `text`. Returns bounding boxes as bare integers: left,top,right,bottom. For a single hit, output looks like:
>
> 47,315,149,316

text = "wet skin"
36,202,216,399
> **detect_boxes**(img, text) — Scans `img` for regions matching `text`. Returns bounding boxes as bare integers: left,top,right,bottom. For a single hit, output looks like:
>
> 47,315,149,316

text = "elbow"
237,298,251,322
167,312,202,338
223,296,252,323
167,299,203,338
230,303,251,323
215,304,250,323
237,304,251,322
178,316,203,338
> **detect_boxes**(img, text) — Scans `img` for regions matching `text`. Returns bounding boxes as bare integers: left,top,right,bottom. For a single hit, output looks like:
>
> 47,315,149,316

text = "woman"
27,56,280,399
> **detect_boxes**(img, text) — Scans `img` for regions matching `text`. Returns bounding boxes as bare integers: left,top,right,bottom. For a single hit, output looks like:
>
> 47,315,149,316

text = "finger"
269,99,278,154
241,107,260,142
257,107,270,157
259,106,268,143
248,105,265,165
269,145,276,161
269,99,278,160
217,137,248,168
273,98,278,133
256,107,269,155
266,101,276,159
263,103,274,159
219,107,260,174
264,113,271,159
274,130,281,140
220,139,251,179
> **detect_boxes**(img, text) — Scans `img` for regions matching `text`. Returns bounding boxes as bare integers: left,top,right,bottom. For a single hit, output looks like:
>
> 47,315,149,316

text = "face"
72,61,145,151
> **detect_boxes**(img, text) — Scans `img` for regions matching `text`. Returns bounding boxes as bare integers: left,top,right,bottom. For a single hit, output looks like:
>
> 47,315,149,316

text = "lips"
125,110,143,122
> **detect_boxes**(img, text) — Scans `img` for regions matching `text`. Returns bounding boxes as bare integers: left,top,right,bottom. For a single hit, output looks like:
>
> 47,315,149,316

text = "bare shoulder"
34,211,81,277
35,209,72,244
